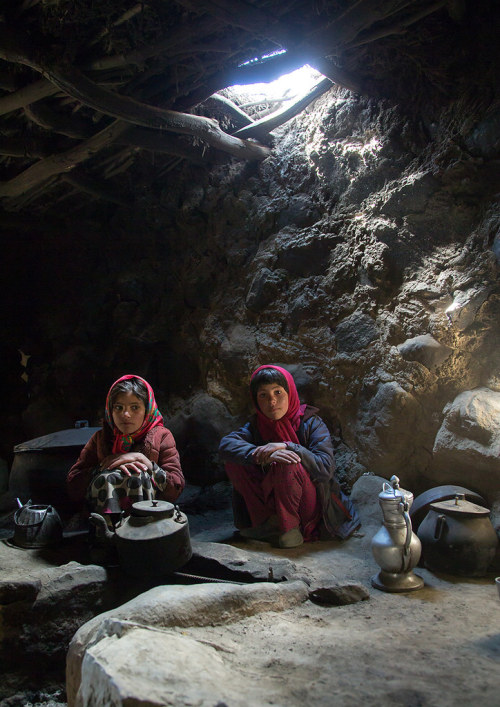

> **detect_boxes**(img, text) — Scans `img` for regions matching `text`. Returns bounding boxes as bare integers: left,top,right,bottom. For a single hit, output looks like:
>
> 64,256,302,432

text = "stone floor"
1,478,499,706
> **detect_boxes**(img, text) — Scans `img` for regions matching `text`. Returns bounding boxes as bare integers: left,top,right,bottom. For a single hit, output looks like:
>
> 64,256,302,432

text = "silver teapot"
371,475,424,592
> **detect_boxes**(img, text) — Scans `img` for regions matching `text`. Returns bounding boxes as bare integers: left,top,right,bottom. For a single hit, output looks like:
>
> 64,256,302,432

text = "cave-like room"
0,0,499,705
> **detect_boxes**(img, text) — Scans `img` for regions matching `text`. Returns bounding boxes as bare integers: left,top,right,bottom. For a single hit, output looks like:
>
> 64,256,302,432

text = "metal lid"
430,495,491,517
131,500,175,517
379,475,412,501
13,425,100,452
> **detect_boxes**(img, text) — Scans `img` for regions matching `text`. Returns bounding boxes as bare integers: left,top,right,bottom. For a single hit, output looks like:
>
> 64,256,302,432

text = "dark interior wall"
1,61,499,499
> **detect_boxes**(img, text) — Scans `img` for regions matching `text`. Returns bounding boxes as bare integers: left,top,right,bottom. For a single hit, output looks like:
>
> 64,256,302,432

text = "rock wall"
3,86,499,504
155,88,499,500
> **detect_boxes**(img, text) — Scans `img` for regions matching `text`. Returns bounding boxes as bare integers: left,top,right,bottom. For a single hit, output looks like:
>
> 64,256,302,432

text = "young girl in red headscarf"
219,365,359,548
67,374,184,526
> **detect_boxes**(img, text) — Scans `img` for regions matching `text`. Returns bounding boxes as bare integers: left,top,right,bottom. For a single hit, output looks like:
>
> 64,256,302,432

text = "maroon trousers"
225,461,321,541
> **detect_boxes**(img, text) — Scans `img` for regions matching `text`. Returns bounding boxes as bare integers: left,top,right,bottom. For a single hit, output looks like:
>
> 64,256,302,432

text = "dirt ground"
183,482,500,707
1,478,499,707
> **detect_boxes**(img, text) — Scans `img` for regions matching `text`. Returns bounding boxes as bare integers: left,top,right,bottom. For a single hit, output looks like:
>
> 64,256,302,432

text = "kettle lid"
430,494,491,517
379,475,412,501
131,500,174,517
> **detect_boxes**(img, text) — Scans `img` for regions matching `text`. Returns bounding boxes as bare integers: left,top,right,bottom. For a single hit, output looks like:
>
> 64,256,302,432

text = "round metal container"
13,502,63,548
9,425,100,512
114,500,192,578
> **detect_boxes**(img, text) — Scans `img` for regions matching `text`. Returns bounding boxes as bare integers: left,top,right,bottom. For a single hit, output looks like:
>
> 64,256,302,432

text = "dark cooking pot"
14,500,63,548
9,423,100,513
418,494,498,577
91,500,192,578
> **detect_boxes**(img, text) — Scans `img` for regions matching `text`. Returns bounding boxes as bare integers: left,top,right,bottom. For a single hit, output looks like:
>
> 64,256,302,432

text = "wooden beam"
0,27,270,162
85,15,219,72
120,128,207,164
174,0,297,48
61,168,130,206
201,94,254,129
0,119,130,198
25,101,97,139
0,78,59,116
0,136,50,158
233,78,333,139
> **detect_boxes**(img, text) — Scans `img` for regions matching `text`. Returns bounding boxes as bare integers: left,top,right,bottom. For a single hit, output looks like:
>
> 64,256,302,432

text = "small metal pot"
13,500,63,548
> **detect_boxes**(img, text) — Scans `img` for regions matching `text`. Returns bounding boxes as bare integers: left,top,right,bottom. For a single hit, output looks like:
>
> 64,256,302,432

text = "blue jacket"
219,405,360,539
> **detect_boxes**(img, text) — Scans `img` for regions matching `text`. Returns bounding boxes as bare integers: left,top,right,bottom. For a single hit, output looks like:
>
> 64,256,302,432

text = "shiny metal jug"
371,475,424,592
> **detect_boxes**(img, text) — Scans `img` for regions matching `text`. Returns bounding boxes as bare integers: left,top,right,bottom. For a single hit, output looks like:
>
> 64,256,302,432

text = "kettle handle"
400,500,412,572
434,514,446,541
14,505,51,527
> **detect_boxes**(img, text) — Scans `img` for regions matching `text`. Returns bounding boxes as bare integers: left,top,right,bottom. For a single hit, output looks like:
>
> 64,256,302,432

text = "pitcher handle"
400,500,412,572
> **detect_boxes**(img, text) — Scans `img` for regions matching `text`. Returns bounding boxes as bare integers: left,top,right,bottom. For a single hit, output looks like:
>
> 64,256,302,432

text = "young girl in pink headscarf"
219,365,359,548
67,374,184,526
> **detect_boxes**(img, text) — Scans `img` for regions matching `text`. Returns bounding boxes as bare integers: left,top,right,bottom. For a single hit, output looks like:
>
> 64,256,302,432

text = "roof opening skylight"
227,65,324,117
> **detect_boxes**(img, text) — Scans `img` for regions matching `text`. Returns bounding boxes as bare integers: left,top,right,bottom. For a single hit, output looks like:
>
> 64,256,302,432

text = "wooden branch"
90,3,147,46
44,66,270,160
346,0,448,49
233,78,333,139
25,101,96,139
85,15,219,71
0,28,270,162
0,136,50,158
0,78,59,116
0,119,130,198
61,168,130,206
174,0,294,47
201,94,254,129
120,128,207,164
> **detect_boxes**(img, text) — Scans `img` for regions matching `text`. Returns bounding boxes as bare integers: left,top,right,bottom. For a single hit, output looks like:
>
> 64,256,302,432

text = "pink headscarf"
251,365,306,444
105,374,163,453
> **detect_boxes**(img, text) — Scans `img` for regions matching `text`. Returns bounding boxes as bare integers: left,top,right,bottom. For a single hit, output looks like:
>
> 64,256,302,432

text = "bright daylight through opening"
226,65,324,114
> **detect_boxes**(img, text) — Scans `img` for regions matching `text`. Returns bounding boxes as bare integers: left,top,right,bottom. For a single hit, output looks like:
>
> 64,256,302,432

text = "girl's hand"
101,452,152,476
252,443,285,464
252,443,300,465
269,448,301,465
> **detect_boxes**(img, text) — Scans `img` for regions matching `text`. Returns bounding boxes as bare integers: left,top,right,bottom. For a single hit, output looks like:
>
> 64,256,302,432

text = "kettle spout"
90,513,115,545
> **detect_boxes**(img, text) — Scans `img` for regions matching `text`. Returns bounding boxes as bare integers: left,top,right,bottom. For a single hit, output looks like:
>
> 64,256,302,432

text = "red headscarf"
251,365,306,444
104,374,163,453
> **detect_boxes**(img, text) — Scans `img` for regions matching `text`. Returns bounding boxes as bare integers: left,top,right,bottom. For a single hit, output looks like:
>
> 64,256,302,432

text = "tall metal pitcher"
371,475,424,592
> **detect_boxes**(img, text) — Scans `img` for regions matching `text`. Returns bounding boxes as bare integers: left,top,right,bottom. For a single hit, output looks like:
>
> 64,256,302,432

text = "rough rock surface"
67,580,310,706
429,387,500,502
3,75,499,518
77,622,251,707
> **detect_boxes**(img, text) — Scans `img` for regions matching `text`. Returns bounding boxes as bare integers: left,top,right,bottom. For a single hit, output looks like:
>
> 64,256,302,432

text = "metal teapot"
13,499,63,548
91,499,192,578
371,475,424,592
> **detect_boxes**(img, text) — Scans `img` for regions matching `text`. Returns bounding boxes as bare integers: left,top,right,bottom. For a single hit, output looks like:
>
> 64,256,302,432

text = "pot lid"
430,496,491,517
13,425,100,452
131,500,175,517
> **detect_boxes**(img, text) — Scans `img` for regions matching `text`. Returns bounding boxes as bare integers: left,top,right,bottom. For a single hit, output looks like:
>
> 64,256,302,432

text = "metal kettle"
418,494,498,577
371,475,424,592
91,499,192,578
13,499,63,548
